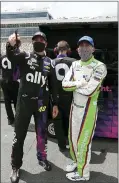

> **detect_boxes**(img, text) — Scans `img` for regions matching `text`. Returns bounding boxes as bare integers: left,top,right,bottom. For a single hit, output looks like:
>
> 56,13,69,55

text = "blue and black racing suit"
6,43,58,169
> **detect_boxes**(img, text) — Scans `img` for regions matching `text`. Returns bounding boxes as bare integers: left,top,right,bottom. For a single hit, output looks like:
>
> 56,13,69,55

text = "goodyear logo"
38,106,46,112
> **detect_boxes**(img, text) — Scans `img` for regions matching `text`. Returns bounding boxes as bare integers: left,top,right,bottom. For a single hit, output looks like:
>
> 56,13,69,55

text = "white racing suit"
62,56,107,178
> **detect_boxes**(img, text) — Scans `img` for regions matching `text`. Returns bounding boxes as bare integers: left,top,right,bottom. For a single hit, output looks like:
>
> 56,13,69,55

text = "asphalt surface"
1,103,118,183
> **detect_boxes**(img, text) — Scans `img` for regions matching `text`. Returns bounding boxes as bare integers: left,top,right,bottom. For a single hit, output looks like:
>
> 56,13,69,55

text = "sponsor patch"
44,65,50,69
87,65,92,69
75,64,81,71
83,75,88,79
94,69,103,80
27,59,32,65
31,58,37,63
33,63,39,67
44,61,50,66
95,73,102,78
94,76,101,81
27,58,39,68
43,69,50,72
38,106,46,112
95,70,103,75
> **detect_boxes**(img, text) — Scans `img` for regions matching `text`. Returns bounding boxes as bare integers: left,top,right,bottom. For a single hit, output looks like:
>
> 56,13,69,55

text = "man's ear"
92,47,95,53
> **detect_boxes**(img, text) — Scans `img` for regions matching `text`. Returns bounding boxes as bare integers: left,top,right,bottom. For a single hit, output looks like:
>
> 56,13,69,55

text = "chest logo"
27,58,39,70
26,71,46,85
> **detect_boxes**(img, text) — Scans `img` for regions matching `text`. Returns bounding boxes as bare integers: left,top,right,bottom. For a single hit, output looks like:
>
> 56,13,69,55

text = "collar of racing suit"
80,55,94,66
34,51,46,58
57,54,67,58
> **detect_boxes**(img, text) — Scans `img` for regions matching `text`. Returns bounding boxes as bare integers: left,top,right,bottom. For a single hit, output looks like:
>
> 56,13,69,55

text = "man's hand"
52,105,59,119
76,78,88,88
8,33,21,47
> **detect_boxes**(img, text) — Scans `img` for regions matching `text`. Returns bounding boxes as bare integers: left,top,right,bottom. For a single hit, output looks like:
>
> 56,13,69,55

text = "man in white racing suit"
62,36,107,181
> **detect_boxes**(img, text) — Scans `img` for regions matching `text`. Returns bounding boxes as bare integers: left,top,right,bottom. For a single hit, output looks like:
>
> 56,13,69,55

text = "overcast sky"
1,2,118,19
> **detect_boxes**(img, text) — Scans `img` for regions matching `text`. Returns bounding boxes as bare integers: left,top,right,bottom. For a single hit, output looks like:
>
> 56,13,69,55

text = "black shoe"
39,160,52,171
8,119,14,125
10,168,20,183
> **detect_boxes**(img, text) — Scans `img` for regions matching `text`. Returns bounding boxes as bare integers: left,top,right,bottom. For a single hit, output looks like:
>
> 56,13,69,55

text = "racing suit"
54,54,76,149
6,43,58,169
0,54,19,123
62,56,107,178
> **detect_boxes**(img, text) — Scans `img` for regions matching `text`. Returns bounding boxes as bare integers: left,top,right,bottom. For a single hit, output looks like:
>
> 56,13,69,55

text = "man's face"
77,41,95,61
32,36,47,53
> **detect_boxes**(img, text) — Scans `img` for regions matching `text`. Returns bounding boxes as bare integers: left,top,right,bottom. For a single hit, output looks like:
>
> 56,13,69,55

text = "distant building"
1,10,53,38
1,14,117,54
1,10,53,19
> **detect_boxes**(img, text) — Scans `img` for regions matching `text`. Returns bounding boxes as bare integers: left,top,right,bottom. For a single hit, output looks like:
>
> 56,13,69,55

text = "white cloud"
1,2,117,18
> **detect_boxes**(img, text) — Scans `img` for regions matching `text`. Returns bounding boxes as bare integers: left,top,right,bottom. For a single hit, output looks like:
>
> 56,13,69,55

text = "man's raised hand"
8,33,21,47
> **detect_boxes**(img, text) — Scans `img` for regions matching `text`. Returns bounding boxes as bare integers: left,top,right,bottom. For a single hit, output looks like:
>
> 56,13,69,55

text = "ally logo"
26,71,46,85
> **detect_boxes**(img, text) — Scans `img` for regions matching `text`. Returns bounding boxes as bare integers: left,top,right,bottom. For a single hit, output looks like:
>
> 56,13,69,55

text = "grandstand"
1,12,117,54
1,10,53,54
1,11,53,20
